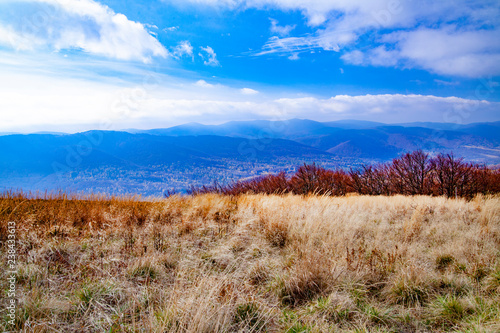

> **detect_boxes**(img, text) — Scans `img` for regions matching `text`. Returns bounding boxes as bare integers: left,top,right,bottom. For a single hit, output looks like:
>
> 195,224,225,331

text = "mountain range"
1,119,499,195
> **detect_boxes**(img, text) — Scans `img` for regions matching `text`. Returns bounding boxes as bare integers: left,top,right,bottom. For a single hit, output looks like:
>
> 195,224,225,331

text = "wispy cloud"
199,46,220,66
172,41,194,60
164,26,179,32
179,0,500,77
434,79,460,86
269,18,295,37
240,87,259,95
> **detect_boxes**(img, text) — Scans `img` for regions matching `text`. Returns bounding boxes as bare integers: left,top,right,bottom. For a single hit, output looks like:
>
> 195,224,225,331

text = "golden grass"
1,193,499,332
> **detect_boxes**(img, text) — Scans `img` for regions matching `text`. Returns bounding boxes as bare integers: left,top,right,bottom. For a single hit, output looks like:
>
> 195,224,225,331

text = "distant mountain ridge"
125,119,500,138
1,119,499,195
125,119,500,162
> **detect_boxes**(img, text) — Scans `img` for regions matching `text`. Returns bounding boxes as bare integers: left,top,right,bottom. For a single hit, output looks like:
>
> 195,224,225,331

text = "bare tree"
349,164,391,195
290,163,322,194
189,151,500,198
390,150,433,195
430,153,472,197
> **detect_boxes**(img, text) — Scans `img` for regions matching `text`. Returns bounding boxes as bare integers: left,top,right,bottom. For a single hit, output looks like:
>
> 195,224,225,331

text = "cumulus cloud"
341,26,500,77
269,18,295,36
240,88,259,95
341,46,400,67
113,93,499,129
199,46,220,66
389,27,500,77
272,94,496,124
103,93,500,126
172,41,194,60
194,79,215,88
115,92,498,125
0,0,167,62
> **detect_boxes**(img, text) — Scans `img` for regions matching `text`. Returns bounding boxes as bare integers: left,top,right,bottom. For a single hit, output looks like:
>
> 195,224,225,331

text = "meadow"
1,192,499,332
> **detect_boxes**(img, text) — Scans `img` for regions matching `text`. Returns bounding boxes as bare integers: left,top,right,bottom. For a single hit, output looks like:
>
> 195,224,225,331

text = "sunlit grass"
0,192,499,332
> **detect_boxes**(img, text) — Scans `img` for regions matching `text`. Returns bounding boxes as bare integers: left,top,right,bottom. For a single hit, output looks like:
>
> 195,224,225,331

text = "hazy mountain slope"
322,120,385,129
128,120,500,163
0,131,331,175
1,120,498,195
0,131,337,195
132,120,500,139
460,122,500,145
133,119,340,139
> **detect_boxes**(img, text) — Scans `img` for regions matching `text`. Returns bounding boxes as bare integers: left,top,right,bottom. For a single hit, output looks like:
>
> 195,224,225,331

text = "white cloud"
434,79,460,86
167,0,381,25
341,45,400,67
240,88,259,95
172,0,242,9
0,25,41,51
195,79,215,88
99,93,500,126
0,0,167,63
199,46,220,66
340,50,363,65
269,18,295,36
392,27,500,77
341,26,500,77
272,94,496,124
0,72,121,132
172,41,194,60
115,93,498,126
169,0,417,26
1,61,497,132
164,26,179,32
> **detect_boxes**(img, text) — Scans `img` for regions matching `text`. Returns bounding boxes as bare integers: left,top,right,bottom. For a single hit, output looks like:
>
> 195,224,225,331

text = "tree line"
189,150,500,198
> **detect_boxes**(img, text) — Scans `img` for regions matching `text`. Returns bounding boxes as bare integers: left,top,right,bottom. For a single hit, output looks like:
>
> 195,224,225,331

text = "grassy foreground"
1,193,500,332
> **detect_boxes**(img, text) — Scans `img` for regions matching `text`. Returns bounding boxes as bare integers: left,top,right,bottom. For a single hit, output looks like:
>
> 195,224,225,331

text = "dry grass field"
1,192,499,332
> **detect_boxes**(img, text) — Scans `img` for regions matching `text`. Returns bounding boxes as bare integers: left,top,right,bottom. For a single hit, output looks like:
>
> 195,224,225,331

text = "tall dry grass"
0,192,499,332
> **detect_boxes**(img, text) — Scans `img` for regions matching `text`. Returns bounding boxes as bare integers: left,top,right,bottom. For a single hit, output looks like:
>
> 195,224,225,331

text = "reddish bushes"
288,165,351,196
391,150,434,195
190,150,500,198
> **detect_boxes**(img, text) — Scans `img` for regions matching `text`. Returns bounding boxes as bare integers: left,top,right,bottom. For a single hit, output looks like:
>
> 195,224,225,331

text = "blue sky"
0,0,499,132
